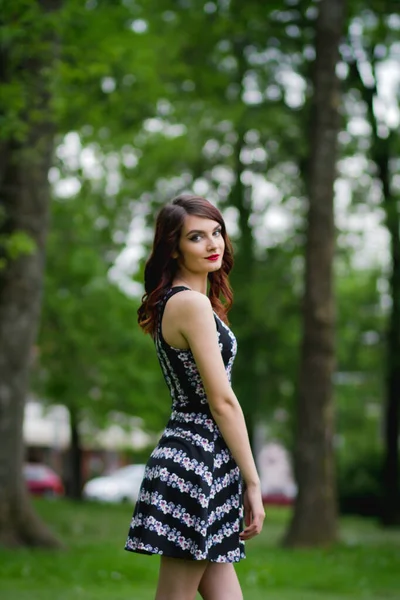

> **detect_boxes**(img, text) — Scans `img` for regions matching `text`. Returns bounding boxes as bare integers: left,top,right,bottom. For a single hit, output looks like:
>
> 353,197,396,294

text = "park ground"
0,500,399,600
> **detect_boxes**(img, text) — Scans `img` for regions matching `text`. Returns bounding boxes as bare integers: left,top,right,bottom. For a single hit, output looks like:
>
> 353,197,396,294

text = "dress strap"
157,286,191,338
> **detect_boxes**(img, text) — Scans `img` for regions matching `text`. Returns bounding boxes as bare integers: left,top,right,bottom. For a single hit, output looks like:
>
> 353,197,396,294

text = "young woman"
125,195,265,600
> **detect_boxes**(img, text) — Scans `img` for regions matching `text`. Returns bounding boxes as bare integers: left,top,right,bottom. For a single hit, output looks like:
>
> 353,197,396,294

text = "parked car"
262,484,297,506
83,464,146,504
262,490,295,506
23,463,64,497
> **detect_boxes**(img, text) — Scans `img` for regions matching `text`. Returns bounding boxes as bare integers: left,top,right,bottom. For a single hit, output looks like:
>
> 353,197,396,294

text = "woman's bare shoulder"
167,290,213,322
171,289,210,307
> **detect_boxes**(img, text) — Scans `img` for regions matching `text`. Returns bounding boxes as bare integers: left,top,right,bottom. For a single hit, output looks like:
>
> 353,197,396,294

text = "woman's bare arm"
169,291,260,489
169,291,265,539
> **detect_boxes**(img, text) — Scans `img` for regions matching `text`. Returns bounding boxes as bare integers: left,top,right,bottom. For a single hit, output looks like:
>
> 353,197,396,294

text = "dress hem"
124,545,246,564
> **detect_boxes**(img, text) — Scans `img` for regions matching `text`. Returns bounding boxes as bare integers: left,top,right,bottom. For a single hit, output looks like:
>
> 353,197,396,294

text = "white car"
83,464,146,503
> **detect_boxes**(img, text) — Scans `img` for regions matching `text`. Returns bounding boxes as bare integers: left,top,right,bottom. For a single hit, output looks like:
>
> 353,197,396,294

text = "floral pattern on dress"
157,343,190,408
214,313,237,383
162,426,215,453
214,448,233,469
128,513,244,559
125,286,244,563
170,410,216,433
150,446,213,485
136,492,209,535
143,465,211,507
136,489,241,531
125,535,245,563
210,467,241,498
176,351,208,403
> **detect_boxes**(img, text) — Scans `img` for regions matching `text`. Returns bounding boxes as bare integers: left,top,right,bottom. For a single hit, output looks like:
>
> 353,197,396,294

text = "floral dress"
124,286,245,563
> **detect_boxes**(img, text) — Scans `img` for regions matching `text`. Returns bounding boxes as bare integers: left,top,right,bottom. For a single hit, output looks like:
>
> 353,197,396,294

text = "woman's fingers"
243,494,251,526
244,504,251,527
240,487,265,540
239,511,265,540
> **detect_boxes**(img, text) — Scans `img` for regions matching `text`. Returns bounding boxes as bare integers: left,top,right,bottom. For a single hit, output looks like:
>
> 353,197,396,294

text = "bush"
337,448,384,517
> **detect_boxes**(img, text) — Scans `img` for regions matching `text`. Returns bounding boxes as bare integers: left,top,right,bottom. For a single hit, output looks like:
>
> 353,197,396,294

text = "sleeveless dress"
124,286,245,563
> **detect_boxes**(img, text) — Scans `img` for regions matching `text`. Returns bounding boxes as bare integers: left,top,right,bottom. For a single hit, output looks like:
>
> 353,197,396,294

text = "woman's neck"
172,274,208,295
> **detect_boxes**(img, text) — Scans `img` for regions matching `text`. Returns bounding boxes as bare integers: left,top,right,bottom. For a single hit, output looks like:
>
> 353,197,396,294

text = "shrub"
337,448,384,517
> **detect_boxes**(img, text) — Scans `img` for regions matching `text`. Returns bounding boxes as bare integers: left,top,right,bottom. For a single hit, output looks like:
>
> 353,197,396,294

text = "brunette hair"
138,195,234,335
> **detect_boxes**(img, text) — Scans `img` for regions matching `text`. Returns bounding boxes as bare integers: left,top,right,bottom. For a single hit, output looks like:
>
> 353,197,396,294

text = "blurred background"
1,0,399,599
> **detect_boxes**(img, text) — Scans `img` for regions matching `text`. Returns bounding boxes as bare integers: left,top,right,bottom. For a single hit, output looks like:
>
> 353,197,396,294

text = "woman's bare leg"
198,563,243,600
155,556,208,600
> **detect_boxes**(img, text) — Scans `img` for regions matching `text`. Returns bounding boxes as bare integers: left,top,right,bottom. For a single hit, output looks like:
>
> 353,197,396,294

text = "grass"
0,499,399,600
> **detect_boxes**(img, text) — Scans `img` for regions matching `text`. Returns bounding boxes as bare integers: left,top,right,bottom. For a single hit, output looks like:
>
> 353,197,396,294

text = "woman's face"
175,215,225,275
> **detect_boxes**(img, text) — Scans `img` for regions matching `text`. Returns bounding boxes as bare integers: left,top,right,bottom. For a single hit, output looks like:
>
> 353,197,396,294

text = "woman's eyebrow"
186,225,220,237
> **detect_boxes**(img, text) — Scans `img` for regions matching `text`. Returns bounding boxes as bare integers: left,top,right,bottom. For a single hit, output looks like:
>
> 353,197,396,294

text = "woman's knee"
155,556,208,600
198,563,243,600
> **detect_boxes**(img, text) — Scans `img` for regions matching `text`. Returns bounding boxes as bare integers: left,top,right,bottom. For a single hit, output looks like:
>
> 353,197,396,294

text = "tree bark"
372,134,400,526
283,0,345,547
382,194,400,525
0,0,62,547
230,125,258,447
348,52,400,524
229,35,258,449
67,407,83,500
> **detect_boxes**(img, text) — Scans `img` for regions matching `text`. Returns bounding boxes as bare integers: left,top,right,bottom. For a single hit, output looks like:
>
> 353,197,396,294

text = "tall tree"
0,0,167,537
345,6,400,524
284,0,345,546
0,0,62,547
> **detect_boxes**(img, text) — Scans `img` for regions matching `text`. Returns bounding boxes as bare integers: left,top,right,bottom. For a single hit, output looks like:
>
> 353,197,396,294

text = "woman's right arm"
170,291,265,539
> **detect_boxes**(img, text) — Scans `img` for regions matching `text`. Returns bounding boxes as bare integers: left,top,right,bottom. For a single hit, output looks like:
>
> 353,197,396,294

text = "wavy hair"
138,195,234,336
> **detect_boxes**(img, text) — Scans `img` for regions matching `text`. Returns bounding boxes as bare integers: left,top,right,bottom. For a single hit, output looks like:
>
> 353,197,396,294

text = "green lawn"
0,499,399,600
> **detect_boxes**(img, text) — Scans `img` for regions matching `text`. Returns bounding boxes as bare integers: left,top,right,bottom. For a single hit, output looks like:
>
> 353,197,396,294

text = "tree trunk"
229,38,258,450
376,139,400,526
382,206,400,525
0,0,62,547
67,408,83,500
284,0,345,547
348,52,400,524
230,126,257,441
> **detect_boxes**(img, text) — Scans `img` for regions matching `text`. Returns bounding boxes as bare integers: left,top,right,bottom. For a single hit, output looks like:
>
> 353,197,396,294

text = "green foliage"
0,0,61,142
35,191,169,433
337,447,385,518
231,246,302,442
0,231,36,270
53,0,167,141
335,265,384,456
3,0,396,471
37,1,391,454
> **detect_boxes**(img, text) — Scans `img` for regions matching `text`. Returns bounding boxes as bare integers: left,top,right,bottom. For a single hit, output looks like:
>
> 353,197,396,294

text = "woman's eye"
189,229,221,242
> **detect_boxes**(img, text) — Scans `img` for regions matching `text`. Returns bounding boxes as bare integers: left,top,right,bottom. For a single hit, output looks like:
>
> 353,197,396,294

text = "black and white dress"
124,286,245,563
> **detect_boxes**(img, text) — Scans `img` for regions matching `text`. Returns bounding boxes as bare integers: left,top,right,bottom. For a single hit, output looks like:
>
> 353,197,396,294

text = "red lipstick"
206,254,220,262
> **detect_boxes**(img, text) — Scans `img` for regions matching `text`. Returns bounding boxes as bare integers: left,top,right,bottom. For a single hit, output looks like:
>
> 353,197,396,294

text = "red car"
262,491,294,506
23,463,64,497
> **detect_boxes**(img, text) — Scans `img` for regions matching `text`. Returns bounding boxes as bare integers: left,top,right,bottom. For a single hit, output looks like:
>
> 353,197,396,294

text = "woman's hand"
239,483,265,541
